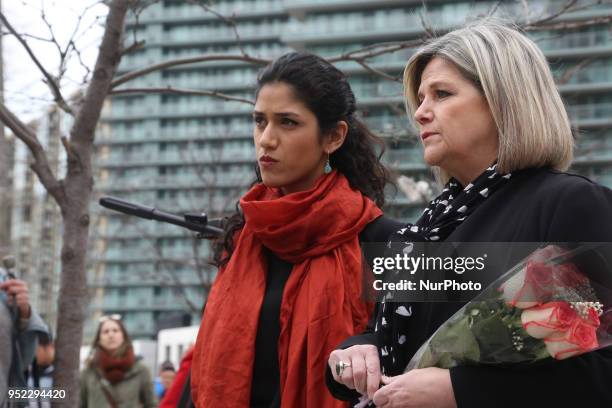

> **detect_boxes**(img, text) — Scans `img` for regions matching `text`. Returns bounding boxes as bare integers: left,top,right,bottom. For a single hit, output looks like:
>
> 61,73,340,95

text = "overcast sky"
3,0,107,121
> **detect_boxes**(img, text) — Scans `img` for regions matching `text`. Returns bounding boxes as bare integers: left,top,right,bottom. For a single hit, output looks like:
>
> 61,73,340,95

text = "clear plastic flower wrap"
405,244,612,371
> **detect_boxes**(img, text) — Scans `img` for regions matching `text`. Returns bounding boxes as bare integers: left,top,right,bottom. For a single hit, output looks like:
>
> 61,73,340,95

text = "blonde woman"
327,21,612,408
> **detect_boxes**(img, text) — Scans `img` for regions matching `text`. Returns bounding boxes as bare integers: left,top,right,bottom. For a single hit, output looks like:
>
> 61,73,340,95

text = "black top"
249,215,403,408
327,168,612,408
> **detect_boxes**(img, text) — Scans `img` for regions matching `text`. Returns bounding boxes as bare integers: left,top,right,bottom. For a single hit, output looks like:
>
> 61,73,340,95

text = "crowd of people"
4,19,612,408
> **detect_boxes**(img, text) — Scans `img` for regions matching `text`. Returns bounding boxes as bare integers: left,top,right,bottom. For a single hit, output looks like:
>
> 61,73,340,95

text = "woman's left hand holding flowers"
372,367,457,408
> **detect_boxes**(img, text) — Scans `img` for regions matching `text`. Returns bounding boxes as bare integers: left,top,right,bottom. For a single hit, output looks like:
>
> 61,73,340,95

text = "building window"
22,205,32,222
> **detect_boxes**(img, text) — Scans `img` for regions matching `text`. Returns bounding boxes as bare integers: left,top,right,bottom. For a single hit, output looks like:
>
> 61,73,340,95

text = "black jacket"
328,167,612,408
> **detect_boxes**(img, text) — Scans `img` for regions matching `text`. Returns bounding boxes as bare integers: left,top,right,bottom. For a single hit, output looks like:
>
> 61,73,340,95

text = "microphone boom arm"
99,196,223,239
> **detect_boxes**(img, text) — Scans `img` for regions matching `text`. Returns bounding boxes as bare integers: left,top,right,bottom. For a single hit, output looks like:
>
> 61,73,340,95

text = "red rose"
543,307,601,359
554,302,579,328
567,320,599,350
522,302,579,338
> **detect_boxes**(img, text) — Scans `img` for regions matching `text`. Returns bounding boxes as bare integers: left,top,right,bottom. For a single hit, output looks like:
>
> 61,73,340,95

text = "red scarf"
191,171,382,407
96,346,136,384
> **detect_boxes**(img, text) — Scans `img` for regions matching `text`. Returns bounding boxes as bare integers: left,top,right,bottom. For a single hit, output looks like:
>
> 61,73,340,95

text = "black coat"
328,167,612,408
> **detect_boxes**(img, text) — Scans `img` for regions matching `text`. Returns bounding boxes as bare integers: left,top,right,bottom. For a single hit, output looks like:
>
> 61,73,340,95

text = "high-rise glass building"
89,0,612,340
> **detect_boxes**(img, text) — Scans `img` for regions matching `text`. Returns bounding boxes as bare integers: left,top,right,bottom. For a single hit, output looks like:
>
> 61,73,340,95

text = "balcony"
559,82,612,96
536,29,612,53
284,0,415,17
283,1,612,46
282,20,426,46
96,124,253,145
91,296,193,312
160,73,256,92
89,278,209,288
155,23,284,47
126,1,285,25
103,103,253,121
568,102,612,128
97,172,254,192
575,138,612,164
97,151,255,167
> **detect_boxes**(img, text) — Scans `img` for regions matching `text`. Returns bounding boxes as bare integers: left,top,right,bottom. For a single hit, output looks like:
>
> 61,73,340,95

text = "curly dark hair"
213,52,392,266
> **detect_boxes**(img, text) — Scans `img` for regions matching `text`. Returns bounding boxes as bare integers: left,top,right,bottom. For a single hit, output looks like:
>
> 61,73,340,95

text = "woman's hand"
328,344,381,399
372,367,457,408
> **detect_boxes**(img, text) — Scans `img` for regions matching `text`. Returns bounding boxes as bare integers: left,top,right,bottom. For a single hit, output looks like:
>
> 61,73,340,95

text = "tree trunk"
51,1,129,406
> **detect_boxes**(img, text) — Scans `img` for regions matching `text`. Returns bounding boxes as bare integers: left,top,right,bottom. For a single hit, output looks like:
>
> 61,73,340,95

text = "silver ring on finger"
335,360,352,378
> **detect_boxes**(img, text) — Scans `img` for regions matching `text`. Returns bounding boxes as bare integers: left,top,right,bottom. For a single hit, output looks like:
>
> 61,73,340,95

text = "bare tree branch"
522,0,590,29
487,1,504,18
328,40,421,62
0,30,54,43
60,135,79,164
0,103,67,207
524,15,612,31
418,1,436,39
520,0,532,24
353,60,400,82
70,40,93,84
110,86,255,105
136,224,202,314
190,234,213,293
39,2,65,61
0,11,75,115
186,0,247,56
557,58,594,85
111,54,269,88
120,39,146,57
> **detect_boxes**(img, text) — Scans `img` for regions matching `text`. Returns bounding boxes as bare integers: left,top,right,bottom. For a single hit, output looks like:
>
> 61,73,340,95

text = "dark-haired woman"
190,52,401,408
79,316,157,407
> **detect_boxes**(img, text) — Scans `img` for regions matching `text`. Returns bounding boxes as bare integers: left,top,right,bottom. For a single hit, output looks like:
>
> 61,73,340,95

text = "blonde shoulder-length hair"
403,20,573,183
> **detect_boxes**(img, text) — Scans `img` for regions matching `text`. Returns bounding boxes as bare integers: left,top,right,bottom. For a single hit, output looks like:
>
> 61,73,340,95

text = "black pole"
99,196,223,238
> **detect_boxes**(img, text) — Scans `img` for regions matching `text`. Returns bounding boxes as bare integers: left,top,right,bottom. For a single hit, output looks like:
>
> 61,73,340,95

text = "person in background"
159,346,194,408
79,315,157,408
26,333,55,408
0,275,49,408
154,361,176,400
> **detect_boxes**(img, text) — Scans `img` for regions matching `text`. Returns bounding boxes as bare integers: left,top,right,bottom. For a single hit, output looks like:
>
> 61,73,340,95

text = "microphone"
98,196,223,238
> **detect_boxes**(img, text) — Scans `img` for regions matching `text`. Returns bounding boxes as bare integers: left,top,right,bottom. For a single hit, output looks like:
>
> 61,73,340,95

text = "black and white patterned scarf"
374,163,513,376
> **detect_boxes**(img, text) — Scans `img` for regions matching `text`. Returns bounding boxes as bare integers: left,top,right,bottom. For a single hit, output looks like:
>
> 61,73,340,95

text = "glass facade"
90,0,612,340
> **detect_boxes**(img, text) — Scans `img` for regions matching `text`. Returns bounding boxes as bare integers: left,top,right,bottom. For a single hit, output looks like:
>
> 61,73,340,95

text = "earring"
324,153,332,174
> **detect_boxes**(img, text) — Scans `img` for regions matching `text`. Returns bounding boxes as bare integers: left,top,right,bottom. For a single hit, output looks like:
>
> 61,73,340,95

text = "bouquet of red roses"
406,244,612,371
